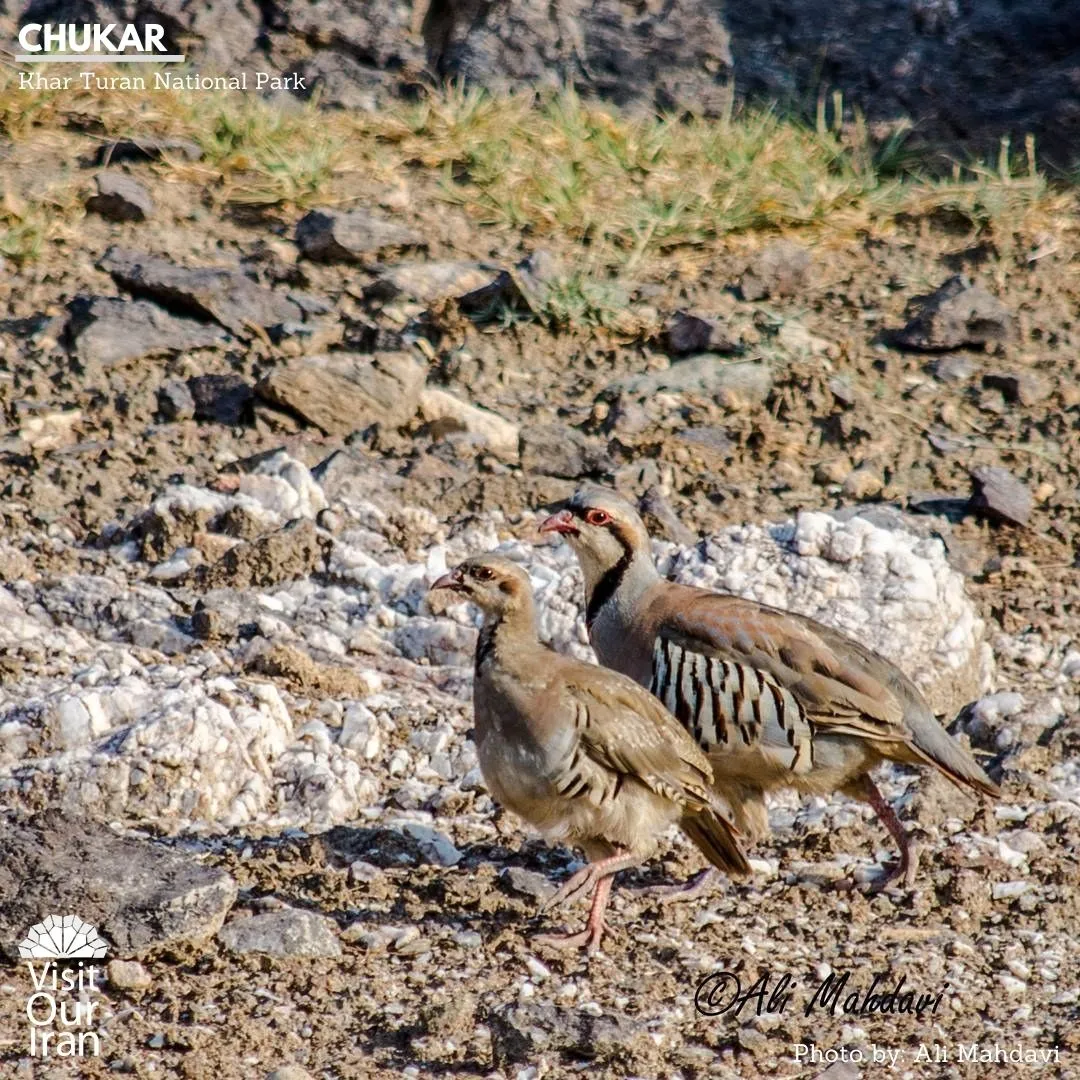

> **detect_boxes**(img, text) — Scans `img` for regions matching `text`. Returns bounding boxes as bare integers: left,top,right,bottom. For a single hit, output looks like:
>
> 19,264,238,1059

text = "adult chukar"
430,554,749,952
540,486,999,889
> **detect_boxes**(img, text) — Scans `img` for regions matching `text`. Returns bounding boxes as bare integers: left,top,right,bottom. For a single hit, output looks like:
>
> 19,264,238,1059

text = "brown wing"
651,585,907,745
558,663,717,810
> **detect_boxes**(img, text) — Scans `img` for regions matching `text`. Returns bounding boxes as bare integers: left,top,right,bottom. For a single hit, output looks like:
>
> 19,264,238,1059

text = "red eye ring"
585,509,611,527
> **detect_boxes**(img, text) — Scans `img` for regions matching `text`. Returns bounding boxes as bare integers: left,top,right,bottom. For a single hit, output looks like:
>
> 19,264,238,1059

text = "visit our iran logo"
19,914,109,960
18,915,109,1059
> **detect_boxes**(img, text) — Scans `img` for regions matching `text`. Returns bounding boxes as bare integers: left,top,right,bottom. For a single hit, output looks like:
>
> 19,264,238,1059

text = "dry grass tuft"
0,69,1074,273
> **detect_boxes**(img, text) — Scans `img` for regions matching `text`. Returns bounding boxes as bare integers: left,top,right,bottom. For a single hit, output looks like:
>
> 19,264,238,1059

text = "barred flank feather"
651,637,814,774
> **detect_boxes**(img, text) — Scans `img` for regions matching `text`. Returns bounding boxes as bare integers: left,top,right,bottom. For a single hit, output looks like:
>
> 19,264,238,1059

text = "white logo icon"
18,915,109,960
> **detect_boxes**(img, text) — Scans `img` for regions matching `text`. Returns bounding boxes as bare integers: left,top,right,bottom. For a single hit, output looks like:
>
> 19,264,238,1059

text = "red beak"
539,508,578,536
430,571,464,593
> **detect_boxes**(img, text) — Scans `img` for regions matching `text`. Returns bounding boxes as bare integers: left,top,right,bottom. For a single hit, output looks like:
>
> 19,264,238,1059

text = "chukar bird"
540,486,999,889
430,554,749,952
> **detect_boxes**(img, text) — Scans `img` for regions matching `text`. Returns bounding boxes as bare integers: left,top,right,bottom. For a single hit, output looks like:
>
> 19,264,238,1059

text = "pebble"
106,960,152,990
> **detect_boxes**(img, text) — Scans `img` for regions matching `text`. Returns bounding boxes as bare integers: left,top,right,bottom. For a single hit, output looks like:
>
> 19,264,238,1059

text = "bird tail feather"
680,809,751,878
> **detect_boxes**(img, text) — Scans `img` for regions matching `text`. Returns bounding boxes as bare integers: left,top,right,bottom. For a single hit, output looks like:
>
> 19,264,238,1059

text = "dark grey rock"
157,378,196,422
894,275,1014,351
0,812,237,959
969,465,1032,526
740,241,812,301
519,424,612,480
98,247,301,336
65,297,228,367
664,310,739,355
434,0,733,117
86,172,155,222
187,374,254,426
499,865,555,902
91,137,202,166
255,352,425,436
217,908,341,958
294,208,422,265
458,250,563,316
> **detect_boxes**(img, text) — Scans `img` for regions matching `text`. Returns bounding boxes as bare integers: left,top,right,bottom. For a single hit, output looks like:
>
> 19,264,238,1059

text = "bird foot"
540,864,599,913
632,868,716,903
533,918,605,954
834,851,918,895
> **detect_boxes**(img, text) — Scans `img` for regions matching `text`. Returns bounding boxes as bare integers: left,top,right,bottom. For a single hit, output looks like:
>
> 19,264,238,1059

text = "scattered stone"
740,240,812,301
417,388,520,461
827,376,857,407
98,247,301,336
458,251,562,315
0,813,237,959
907,492,971,522
255,352,425,436
86,172,155,222
217,908,341,958
311,447,404,507
106,960,152,991
842,466,884,500
157,379,196,422
499,866,555,903
65,297,227,366
91,137,202,166
969,466,1032,526
609,356,771,405
932,354,977,383
187,374,254,426
17,409,82,452
519,424,612,479
294,208,422,265
400,823,463,866
663,310,739,355
266,1066,316,1080
893,275,1014,351
184,517,328,590
484,1001,644,1068
813,1062,861,1080
983,370,1050,406
321,825,429,869
640,486,696,546
364,261,495,304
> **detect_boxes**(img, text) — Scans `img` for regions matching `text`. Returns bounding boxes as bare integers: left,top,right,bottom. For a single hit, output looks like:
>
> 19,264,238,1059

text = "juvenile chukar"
540,486,999,889
430,554,749,952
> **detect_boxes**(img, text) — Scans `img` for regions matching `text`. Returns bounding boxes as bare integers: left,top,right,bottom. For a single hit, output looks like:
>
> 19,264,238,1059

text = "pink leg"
840,774,919,892
540,851,640,914
533,851,640,954
534,874,613,954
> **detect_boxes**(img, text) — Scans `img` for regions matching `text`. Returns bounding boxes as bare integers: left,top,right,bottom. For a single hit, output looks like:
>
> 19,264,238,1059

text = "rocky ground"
1,71,1080,1079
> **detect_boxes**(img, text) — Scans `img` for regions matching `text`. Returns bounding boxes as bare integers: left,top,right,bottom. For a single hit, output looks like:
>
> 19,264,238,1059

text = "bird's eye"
585,509,611,527
472,566,495,581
